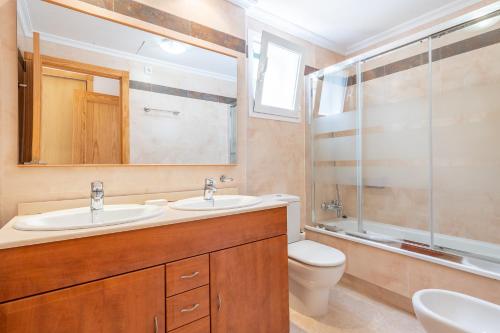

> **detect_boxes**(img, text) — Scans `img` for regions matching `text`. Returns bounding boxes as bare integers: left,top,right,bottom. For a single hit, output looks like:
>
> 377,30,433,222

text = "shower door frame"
307,3,500,265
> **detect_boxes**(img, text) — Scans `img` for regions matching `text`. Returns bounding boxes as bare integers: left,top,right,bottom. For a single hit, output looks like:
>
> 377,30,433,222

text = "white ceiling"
19,0,237,80
244,0,482,54
20,0,484,62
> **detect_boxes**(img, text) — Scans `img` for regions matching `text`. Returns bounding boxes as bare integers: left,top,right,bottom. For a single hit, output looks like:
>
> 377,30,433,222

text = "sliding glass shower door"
431,14,500,261
310,9,500,266
311,63,358,231
360,39,432,246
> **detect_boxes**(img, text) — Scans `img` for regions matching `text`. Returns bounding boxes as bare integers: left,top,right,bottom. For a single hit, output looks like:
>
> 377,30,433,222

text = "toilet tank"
260,194,301,244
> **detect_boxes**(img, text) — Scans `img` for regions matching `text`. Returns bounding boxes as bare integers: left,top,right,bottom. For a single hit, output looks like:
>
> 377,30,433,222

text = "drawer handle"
180,303,200,313
180,271,199,279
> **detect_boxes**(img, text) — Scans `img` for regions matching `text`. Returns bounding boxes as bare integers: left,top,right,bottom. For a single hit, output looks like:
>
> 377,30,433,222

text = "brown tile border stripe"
81,0,113,10
314,126,390,140
314,160,356,167
342,26,500,85
130,80,237,105
75,1,323,73
304,65,319,75
78,0,246,53
314,159,429,168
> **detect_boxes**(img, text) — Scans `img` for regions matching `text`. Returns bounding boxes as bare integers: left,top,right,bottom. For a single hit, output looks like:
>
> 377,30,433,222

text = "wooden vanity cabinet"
0,266,165,333
210,236,289,333
0,207,288,333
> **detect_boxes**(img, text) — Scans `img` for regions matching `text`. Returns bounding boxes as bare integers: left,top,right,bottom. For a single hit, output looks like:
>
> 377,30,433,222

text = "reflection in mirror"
16,0,238,165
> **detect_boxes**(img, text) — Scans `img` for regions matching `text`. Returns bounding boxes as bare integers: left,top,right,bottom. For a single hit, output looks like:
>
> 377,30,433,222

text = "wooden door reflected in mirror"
20,50,129,165
17,0,237,165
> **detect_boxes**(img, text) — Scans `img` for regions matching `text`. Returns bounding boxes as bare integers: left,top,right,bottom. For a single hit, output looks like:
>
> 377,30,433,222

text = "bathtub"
305,217,500,280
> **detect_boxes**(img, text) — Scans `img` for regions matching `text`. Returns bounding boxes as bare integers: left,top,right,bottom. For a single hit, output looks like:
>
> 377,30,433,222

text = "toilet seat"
288,240,345,267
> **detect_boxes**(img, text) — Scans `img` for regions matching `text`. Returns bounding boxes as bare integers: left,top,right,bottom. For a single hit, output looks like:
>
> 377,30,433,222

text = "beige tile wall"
0,0,342,225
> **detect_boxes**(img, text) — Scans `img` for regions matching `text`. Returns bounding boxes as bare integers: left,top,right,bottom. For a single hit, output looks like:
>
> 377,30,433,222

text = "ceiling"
18,0,237,80
20,0,483,62
243,0,481,54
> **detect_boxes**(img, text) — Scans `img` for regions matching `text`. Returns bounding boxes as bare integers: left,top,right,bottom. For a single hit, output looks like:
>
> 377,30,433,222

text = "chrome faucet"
321,199,343,218
204,178,217,202
90,181,104,211
219,175,234,183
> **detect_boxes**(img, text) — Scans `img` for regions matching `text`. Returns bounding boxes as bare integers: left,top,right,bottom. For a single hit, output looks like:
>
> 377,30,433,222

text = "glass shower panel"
360,39,431,244
431,13,500,261
311,64,358,231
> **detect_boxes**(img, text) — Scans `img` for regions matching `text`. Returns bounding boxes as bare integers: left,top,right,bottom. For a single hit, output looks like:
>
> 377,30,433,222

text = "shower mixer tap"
321,200,344,218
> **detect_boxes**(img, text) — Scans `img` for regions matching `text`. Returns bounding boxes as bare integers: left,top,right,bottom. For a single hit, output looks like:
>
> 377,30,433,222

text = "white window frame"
247,30,305,123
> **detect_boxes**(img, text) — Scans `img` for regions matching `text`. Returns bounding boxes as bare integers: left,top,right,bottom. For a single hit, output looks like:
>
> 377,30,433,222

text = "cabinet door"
0,266,165,333
210,235,289,333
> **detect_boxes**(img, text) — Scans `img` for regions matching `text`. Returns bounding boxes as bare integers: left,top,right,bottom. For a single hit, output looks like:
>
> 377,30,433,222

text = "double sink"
14,195,262,231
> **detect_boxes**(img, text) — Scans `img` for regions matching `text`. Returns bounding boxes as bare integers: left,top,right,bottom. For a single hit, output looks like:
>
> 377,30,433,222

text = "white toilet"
261,194,346,317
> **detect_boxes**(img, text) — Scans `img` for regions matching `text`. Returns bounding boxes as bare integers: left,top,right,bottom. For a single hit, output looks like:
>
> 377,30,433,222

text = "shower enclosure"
308,8,500,270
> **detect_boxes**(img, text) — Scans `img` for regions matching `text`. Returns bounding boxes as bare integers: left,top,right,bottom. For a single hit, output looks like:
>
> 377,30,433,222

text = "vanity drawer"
166,285,210,331
170,316,210,333
166,254,209,296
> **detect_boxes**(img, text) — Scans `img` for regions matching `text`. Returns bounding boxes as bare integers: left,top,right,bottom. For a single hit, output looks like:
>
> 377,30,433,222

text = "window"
248,31,305,122
316,70,349,116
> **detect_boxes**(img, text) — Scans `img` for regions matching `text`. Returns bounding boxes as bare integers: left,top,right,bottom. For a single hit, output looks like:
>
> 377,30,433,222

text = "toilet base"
289,278,331,317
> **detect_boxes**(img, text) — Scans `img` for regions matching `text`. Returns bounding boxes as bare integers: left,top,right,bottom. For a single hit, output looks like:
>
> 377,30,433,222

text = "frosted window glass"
260,42,301,110
318,71,348,116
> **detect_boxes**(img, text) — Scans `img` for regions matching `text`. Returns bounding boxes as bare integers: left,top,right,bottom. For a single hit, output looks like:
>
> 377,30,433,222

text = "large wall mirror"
16,0,238,165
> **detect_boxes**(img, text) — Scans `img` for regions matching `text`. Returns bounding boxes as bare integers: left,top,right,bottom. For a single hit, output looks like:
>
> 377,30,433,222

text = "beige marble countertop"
0,201,287,250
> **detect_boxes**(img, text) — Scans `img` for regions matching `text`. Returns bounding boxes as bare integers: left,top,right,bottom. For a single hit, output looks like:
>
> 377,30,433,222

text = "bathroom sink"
169,195,262,211
412,289,500,333
13,204,164,231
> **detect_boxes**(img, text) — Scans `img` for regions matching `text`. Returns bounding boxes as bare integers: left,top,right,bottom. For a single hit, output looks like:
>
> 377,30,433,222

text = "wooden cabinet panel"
0,266,165,333
210,235,289,333
170,317,210,333
167,286,210,331
0,207,286,303
166,254,209,297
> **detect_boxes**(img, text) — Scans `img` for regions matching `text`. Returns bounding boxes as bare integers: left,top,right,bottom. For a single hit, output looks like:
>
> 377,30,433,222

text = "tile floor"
290,283,425,333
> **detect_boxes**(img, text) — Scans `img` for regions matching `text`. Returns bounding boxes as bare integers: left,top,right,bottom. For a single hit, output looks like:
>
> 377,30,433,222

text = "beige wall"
245,18,343,226
0,0,342,225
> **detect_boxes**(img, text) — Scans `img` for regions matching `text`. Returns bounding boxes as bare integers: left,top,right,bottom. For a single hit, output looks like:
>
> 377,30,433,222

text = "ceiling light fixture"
159,38,189,55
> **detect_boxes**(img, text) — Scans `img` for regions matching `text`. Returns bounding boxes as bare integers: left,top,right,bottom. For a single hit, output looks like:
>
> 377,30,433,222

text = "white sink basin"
13,204,164,231
169,195,262,211
412,289,500,333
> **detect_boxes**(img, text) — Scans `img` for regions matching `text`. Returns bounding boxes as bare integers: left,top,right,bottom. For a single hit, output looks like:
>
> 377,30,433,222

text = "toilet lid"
288,240,346,267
